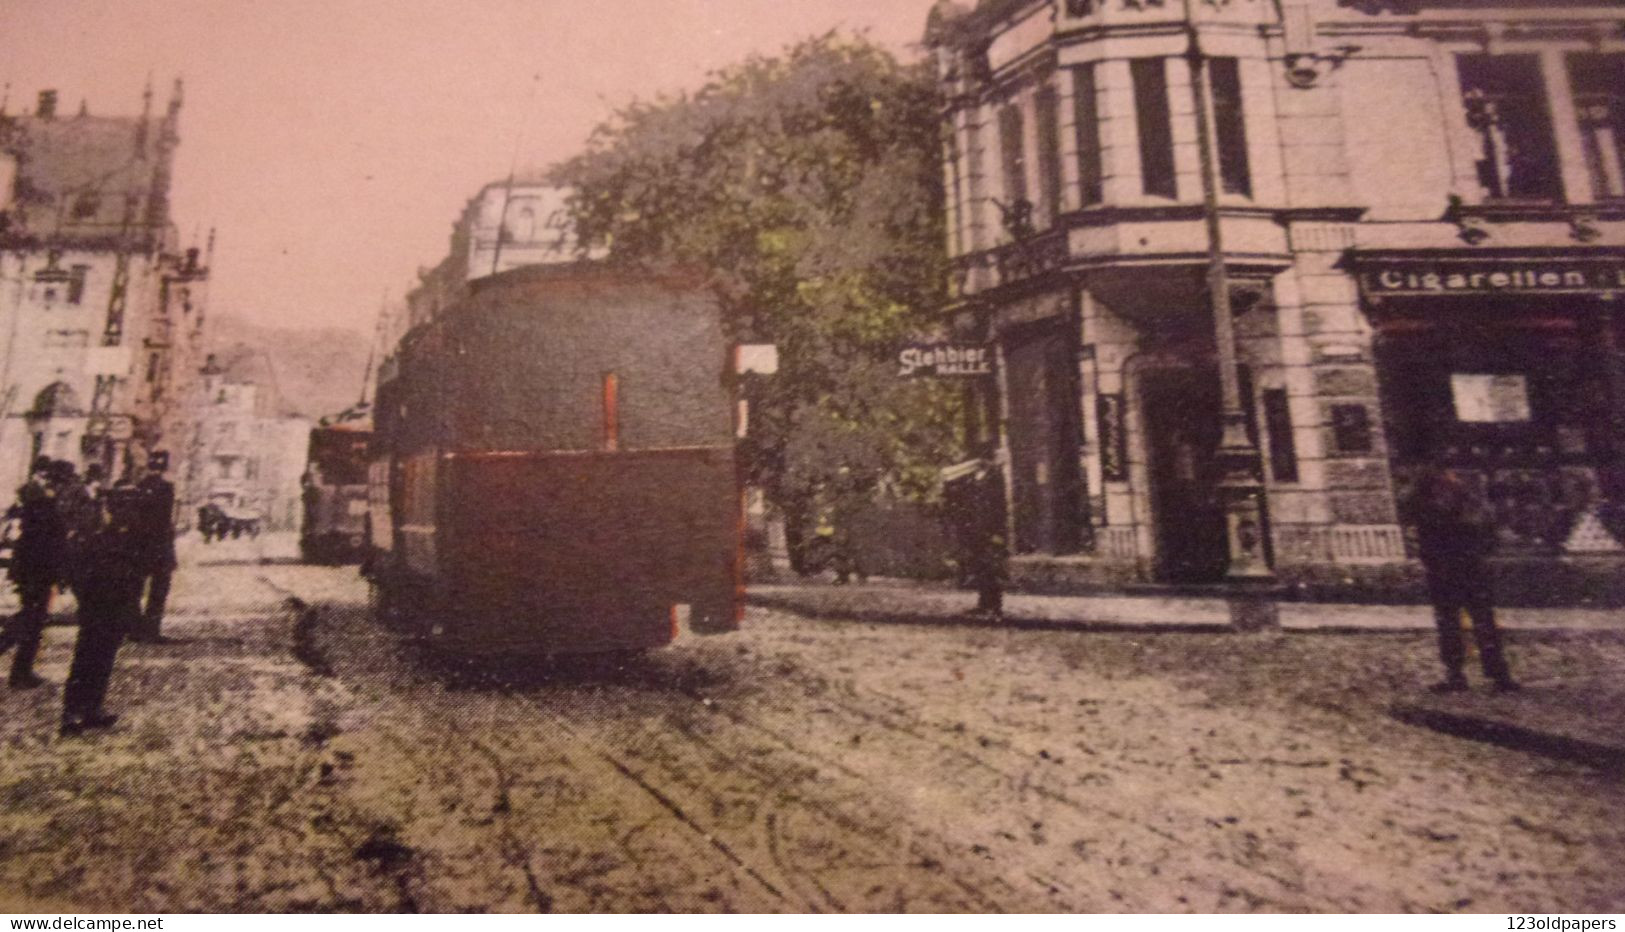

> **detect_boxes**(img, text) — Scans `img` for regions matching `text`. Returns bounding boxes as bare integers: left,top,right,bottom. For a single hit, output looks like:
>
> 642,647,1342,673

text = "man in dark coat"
129,451,178,644
0,457,67,688
948,451,1009,618
1405,467,1517,693
58,477,146,735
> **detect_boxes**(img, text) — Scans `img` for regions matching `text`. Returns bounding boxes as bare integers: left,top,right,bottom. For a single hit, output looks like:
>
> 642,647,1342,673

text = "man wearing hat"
0,456,68,688
129,451,178,644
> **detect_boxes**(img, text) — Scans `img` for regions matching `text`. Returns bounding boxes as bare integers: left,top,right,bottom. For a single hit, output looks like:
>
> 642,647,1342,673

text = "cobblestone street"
2,545,1623,913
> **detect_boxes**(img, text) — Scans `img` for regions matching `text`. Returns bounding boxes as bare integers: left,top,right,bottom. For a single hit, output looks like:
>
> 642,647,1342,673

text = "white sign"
898,343,992,378
734,344,779,375
1451,373,1531,424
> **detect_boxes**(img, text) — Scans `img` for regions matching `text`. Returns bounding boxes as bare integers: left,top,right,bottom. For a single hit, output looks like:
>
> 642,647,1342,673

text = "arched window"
28,381,82,419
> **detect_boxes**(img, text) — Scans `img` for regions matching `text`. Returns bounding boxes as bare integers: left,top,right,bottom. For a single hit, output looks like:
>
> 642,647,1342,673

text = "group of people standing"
0,451,177,735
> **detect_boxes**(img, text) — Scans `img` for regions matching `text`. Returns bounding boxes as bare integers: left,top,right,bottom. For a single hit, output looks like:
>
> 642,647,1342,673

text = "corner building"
925,0,1625,599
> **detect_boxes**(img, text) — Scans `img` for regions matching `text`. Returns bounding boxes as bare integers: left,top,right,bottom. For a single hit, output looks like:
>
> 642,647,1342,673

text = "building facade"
185,354,311,530
0,83,210,499
925,0,1625,598
404,179,578,330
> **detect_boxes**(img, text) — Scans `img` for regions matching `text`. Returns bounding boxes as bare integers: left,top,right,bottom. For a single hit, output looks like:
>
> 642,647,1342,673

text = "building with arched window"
926,0,1625,601
0,82,211,500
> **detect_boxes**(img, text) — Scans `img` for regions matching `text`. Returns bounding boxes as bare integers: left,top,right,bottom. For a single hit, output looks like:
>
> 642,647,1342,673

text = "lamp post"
1183,0,1272,580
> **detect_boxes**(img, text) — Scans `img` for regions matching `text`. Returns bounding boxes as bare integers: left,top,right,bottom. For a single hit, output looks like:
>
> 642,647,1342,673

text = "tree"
551,31,962,561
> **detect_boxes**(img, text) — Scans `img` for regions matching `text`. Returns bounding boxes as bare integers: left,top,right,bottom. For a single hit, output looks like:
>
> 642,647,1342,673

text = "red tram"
366,262,743,656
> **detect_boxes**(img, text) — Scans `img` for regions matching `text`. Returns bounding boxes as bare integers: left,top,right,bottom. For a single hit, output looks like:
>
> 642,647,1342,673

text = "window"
1209,57,1252,197
1035,85,1063,224
1262,390,1299,482
1331,404,1374,454
997,103,1028,207
67,265,88,304
1131,58,1177,199
602,371,620,452
1569,54,1625,200
70,192,99,220
1457,54,1562,201
1072,64,1103,206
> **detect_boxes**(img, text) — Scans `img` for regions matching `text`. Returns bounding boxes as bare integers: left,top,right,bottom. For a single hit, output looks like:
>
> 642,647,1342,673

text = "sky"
0,0,941,336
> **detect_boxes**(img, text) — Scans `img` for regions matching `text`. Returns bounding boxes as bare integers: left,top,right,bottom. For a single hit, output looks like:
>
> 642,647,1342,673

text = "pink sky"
0,0,939,335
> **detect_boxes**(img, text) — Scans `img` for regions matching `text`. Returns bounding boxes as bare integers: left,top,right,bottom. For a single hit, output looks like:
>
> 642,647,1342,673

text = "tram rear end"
370,262,743,657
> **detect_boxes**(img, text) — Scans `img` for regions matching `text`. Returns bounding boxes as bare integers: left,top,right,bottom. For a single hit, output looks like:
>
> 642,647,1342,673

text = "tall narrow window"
1131,58,1177,199
67,265,88,305
1262,390,1299,483
1072,64,1103,206
1457,54,1562,201
1569,54,1625,200
1209,57,1252,197
602,371,620,452
997,103,1028,207
1035,84,1063,224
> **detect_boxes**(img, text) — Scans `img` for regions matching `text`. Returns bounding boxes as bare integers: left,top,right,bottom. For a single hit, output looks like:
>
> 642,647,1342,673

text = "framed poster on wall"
1450,373,1531,424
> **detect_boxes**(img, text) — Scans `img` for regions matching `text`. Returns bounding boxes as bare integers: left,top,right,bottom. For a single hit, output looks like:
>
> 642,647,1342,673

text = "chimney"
36,90,56,120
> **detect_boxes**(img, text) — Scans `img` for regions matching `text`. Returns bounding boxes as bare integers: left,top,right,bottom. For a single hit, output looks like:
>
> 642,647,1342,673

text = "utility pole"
1183,0,1272,580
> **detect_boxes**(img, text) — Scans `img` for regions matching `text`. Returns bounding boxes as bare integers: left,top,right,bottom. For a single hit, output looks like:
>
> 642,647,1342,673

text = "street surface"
1,537,1623,912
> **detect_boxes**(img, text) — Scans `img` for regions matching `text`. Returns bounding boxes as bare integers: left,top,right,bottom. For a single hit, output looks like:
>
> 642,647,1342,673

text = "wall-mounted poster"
1451,373,1532,423
1097,393,1128,482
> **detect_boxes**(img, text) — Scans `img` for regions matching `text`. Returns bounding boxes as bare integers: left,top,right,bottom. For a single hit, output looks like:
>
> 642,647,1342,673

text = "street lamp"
1183,0,1273,581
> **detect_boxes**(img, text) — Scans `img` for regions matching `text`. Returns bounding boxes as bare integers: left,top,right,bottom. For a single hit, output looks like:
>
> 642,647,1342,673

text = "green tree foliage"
551,32,962,540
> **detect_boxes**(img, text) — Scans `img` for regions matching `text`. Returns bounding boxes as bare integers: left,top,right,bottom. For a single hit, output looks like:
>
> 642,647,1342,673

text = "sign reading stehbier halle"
898,343,992,378
1362,260,1625,297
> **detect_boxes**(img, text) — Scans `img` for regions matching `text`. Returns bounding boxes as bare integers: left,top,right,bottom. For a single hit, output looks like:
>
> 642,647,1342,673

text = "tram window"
602,371,620,452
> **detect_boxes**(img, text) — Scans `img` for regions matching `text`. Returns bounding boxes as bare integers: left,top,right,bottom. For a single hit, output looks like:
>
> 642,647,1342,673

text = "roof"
0,94,177,247
924,0,1045,48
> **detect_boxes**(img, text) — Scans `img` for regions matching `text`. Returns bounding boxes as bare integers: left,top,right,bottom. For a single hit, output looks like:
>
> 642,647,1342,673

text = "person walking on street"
58,475,146,736
0,457,68,688
129,451,178,644
948,449,1009,619
1404,467,1518,693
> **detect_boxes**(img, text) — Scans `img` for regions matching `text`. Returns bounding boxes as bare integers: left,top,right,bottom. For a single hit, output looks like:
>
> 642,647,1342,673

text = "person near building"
129,451,178,644
950,449,1009,619
1404,467,1519,693
58,474,146,736
0,457,68,688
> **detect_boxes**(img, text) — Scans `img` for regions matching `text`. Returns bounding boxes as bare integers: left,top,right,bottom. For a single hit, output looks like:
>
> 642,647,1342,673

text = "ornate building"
925,0,1625,599
0,83,210,499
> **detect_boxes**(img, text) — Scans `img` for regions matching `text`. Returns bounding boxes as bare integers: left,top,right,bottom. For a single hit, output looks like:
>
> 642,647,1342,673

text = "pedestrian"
950,449,1008,619
1404,467,1518,693
129,451,178,644
58,476,146,736
0,456,68,688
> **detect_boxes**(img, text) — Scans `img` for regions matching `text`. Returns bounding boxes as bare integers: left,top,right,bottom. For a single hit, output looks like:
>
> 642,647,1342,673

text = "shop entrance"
1003,323,1087,555
1142,366,1229,583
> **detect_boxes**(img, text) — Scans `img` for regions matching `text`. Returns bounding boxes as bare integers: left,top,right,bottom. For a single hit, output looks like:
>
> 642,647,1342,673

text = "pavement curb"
1390,702,1625,774
746,593,1236,635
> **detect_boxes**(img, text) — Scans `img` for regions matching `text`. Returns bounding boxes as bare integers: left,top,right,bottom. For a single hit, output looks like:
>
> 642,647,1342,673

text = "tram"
366,261,743,656
300,418,373,564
